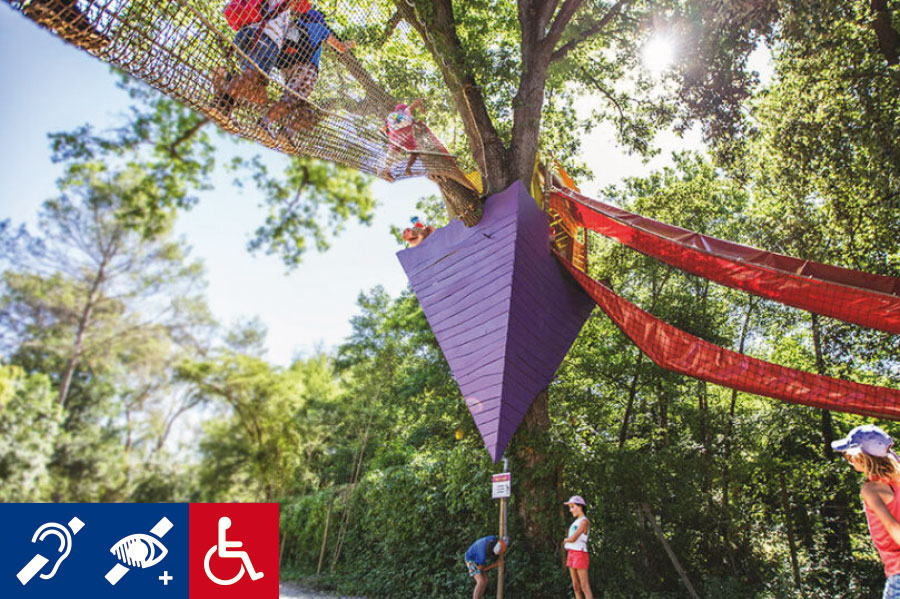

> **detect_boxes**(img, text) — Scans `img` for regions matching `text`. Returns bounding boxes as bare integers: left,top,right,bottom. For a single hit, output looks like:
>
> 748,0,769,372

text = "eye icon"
110,534,168,568
105,516,173,586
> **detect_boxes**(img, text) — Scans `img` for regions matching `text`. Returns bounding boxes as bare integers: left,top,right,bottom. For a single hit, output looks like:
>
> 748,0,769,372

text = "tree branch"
544,0,585,53
578,66,626,121
550,0,633,64
381,10,404,45
166,117,210,160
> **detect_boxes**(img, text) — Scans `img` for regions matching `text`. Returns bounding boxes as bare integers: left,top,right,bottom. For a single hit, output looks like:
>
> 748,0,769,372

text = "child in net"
257,7,354,141
215,0,311,118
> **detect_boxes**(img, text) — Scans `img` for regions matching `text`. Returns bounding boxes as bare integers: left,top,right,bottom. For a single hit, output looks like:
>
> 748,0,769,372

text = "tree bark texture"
512,388,561,551
394,0,512,195
58,251,110,406
870,0,900,67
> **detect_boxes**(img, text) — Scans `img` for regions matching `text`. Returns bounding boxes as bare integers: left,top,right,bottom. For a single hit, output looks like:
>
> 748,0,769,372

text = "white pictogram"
203,517,264,585
16,517,85,585
105,517,172,585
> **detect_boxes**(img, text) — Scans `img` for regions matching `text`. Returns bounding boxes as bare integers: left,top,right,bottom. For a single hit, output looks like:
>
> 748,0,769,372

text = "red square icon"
189,503,279,599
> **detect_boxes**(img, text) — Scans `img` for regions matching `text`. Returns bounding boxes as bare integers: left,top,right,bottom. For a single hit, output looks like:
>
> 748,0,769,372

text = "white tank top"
564,516,589,552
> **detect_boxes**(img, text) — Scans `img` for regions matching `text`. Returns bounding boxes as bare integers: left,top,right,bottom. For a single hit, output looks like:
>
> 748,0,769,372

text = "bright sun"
643,35,676,75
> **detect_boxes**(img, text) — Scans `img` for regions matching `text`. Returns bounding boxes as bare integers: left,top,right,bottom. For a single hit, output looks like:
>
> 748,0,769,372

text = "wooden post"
497,456,509,599
639,502,700,599
316,500,333,576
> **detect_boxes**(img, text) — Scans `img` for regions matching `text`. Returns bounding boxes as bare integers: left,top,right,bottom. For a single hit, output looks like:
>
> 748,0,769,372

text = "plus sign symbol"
158,571,173,586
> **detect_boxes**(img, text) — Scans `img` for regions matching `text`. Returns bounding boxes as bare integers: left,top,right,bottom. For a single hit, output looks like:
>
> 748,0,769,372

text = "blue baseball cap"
831,424,894,457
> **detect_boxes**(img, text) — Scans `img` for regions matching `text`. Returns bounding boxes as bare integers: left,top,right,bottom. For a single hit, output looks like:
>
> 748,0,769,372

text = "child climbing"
401,217,434,248
833,424,900,598
381,99,424,179
464,535,506,599
563,495,593,599
215,0,311,118
258,7,355,141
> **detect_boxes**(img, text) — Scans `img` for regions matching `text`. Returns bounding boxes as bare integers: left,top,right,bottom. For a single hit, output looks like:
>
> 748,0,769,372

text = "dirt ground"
279,581,366,599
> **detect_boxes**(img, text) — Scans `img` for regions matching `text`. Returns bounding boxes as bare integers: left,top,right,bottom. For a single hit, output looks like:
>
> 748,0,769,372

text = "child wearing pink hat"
563,495,593,599
833,424,900,598
381,99,424,179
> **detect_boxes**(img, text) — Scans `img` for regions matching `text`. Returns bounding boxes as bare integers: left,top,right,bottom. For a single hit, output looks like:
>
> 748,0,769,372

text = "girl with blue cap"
833,424,900,598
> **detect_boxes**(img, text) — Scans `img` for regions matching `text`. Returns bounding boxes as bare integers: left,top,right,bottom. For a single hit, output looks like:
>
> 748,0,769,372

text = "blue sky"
0,6,715,364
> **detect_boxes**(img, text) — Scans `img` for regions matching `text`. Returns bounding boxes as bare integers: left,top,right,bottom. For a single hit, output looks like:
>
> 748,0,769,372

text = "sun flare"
643,35,676,75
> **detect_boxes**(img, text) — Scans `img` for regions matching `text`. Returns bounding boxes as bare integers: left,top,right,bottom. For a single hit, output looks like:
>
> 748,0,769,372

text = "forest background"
2,0,900,598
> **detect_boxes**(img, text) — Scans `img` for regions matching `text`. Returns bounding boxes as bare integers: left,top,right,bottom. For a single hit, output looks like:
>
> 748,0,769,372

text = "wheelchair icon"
203,517,264,586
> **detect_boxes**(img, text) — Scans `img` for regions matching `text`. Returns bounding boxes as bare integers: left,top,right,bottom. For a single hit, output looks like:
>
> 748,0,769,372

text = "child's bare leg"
576,569,593,599
226,71,265,103
472,572,487,599
404,153,418,176
569,567,584,599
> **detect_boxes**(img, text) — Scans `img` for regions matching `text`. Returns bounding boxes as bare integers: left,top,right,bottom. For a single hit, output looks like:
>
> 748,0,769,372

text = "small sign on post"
492,472,511,499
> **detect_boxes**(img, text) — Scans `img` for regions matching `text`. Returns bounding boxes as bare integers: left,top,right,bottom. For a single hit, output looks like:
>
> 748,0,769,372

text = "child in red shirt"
833,424,900,598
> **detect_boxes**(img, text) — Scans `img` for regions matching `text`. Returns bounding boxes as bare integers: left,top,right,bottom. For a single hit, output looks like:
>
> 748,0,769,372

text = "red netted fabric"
550,189,900,335
556,254,900,419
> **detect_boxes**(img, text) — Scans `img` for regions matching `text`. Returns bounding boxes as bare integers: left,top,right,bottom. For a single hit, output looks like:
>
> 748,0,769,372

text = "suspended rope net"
551,187,900,335
7,0,477,189
556,254,900,420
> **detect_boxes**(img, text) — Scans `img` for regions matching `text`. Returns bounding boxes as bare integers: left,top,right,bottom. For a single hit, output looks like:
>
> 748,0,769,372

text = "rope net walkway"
8,0,477,189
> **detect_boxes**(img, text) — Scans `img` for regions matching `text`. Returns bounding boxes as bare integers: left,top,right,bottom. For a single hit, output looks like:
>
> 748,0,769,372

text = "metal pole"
497,456,509,599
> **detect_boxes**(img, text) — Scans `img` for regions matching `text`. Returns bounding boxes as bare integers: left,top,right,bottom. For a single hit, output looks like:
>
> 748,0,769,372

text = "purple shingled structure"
397,181,595,462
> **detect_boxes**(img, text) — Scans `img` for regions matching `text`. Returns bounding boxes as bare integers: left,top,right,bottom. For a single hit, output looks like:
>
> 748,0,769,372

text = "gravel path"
279,581,366,599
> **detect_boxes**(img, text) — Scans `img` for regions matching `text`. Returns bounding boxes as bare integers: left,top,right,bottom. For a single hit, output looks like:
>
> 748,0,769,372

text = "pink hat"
564,495,586,506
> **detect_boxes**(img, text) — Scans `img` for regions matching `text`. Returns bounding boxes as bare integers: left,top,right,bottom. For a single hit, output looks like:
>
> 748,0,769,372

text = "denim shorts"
465,560,480,577
885,574,900,599
234,27,279,74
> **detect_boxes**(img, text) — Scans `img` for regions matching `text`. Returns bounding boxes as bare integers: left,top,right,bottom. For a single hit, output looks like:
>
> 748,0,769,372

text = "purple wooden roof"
397,181,595,461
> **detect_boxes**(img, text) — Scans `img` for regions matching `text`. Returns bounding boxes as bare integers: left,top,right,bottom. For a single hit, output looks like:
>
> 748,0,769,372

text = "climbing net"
10,0,477,188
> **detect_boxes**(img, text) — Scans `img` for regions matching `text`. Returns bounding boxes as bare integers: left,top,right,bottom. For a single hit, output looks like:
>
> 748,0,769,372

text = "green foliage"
51,75,377,267
180,351,343,501
0,364,61,501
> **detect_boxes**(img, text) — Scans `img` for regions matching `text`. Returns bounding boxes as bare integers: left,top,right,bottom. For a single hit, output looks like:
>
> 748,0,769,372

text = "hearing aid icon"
16,517,85,585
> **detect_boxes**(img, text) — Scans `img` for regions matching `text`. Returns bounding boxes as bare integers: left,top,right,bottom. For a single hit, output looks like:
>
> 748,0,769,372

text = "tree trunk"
510,10,550,188
618,352,644,450
393,0,513,196
720,299,755,576
810,313,852,560
429,168,483,226
512,389,560,551
870,0,900,67
779,470,804,595
57,256,108,406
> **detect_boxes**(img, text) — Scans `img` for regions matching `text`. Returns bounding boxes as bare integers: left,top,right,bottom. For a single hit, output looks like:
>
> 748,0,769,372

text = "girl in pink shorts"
563,495,593,599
